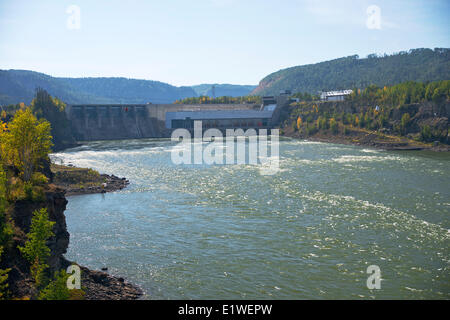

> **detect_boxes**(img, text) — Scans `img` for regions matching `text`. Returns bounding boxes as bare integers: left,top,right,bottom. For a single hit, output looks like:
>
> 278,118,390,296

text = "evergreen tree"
38,270,70,300
18,208,55,288
0,247,11,299
0,167,12,299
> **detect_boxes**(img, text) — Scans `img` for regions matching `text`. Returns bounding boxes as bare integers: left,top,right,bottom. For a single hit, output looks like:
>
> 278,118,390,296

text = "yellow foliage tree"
0,121,7,132
0,108,53,182
296,117,302,130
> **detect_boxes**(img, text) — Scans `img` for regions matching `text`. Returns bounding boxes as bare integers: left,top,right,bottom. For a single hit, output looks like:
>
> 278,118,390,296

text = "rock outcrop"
2,184,142,299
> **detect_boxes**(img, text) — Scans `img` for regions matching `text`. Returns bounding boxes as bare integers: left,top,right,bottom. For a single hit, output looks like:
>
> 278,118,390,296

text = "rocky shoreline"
282,127,450,152
63,173,129,196
51,163,130,196
49,164,144,300
60,258,143,300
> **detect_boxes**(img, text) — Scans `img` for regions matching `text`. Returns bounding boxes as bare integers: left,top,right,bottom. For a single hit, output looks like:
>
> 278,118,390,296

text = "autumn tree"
0,108,53,182
329,118,338,134
296,116,302,131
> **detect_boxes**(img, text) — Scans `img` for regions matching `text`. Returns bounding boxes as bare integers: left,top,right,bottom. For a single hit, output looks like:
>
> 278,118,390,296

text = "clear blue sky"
0,0,448,86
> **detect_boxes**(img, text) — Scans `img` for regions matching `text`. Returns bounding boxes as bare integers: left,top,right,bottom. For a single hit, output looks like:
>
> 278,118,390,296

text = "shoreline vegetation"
282,126,450,152
0,93,142,300
280,80,449,152
50,163,129,196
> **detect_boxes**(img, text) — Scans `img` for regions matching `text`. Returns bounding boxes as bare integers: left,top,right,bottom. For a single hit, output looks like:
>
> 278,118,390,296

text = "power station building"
165,110,274,130
165,91,293,131
320,90,353,101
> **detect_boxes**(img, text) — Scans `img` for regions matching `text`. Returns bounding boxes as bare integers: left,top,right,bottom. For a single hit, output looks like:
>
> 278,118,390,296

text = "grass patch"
51,164,106,189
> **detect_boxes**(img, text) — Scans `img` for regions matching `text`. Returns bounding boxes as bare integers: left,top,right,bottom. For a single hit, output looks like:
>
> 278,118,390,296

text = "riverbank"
59,258,143,300
50,164,143,299
51,163,129,196
282,125,450,151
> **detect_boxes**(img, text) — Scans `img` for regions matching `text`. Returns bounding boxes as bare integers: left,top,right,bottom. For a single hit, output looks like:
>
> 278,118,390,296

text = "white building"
320,90,353,102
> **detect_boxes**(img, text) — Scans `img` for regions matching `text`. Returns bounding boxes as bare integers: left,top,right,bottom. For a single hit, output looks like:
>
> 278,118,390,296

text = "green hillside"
252,48,450,96
191,84,257,97
0,70,198,105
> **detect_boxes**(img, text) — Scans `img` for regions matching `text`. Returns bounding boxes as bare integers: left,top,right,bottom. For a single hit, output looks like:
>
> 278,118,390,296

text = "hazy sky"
0,0,448,86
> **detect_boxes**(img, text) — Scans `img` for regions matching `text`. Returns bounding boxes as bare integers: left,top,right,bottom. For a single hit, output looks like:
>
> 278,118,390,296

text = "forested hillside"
252,48,450,96
0,70,197,105
191,84,257,97
282,80,450,150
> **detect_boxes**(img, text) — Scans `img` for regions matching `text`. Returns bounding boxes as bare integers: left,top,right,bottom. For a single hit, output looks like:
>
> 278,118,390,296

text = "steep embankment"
5,184,69,298
280,100,450,151
1,161,142,299
252,48,450,96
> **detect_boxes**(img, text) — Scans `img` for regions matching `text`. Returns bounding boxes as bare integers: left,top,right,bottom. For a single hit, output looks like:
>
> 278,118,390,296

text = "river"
51,138,450,299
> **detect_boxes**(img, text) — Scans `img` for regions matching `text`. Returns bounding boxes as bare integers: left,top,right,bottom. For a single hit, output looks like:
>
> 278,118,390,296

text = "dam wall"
65,103,258,141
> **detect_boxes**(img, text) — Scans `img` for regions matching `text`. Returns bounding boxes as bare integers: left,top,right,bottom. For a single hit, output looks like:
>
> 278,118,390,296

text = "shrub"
420,125,433,142
0,167,13,247
378,115,388,128
306,125,318,136
317,116,327,130
401,113,411,135
31,173,48,186
24,182,33,200
68,288,86,300
39,270,71,300
0,247,11,300
329,118,338,134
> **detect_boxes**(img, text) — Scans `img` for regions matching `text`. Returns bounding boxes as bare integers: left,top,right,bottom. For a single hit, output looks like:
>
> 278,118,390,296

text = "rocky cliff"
1,165,142,299
3,186,69,298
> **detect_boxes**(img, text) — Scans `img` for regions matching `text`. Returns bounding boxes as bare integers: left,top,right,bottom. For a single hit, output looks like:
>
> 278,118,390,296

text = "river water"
51,138,450,299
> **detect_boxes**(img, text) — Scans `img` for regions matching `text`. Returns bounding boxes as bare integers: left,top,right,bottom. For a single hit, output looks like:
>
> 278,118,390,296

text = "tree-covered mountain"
0,70,198,105
252,48,450,96
190,84,257,97
2,48,449,105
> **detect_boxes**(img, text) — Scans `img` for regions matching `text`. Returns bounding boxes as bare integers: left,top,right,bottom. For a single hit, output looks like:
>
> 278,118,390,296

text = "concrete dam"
65,103,260,141
65,93,290,141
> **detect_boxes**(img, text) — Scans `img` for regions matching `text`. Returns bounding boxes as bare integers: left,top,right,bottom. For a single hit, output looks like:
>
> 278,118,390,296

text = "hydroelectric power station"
65,92,293,141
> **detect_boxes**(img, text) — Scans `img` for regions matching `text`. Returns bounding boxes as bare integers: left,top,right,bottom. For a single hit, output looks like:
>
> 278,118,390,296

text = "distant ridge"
0,70,197,105
2,48,449,105
252,48,450,96
191,84,257,97
0,70,259,106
